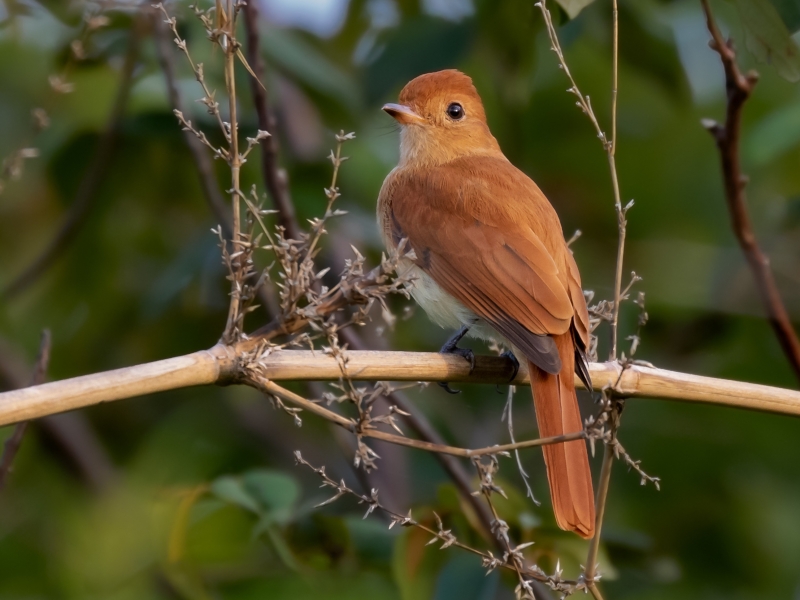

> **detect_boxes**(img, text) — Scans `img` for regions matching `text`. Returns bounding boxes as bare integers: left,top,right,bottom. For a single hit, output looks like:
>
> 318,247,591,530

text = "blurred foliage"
1,0,800,598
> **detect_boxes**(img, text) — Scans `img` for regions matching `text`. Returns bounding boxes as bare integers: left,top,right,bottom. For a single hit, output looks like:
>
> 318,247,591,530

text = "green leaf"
769,0,800,32
243,469,300,524
210,476,260,514
433,554,498,600
747,101,800,164
555,0,597,19
258,25,360,111
733,0,800,82
210,470,300,523
253,517,302,572
392,526,448,600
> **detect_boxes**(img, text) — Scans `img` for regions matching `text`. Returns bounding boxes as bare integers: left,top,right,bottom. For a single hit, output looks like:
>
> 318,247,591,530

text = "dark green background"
1,0,799,598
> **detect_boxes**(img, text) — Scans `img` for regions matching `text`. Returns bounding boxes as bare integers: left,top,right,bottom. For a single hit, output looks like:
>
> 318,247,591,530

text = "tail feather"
529,332,595,538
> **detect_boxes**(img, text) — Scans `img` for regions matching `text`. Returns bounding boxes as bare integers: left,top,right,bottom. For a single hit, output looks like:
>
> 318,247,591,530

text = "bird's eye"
446,103,465,120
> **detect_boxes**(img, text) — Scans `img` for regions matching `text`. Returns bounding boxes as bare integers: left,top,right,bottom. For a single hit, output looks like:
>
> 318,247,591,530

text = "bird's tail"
529,332,595,538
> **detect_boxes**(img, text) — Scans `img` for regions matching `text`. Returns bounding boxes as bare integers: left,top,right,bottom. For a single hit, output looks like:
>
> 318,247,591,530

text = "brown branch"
584,395,621,598
0,330,51,491
250,378,585,458
700,0,800,384
2,348,800,428
1,17,144,301
241,1,301,241
0,337,116,491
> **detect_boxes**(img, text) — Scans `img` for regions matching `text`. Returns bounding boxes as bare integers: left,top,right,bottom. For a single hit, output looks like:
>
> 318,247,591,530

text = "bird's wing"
386,157,576,373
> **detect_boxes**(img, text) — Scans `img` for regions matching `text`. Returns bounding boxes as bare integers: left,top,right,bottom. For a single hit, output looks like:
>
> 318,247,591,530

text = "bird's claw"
495,350,520,393
500,350,520,382
438,325,475,394
451,347,476,373
439,381,461,394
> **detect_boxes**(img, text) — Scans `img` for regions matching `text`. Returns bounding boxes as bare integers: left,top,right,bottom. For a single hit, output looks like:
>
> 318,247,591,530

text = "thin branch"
293,452,572,591
249,378,586,458
537,4,628,594
0,337,116,492
335,331,513,559
2,348,800,427
535,0,629,361
152,10,231,233
0,330,51,491
222,1,244,343
1,18,144,300
152,7,280,319
584,398,620,599
700,0,800,384
241,1,301,241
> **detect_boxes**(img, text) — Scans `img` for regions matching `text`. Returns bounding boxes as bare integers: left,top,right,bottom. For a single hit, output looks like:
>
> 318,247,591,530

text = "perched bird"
377,70,595,538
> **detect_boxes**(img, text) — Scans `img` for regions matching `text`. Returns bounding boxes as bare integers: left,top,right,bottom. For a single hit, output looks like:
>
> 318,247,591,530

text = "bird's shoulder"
391,156,557,218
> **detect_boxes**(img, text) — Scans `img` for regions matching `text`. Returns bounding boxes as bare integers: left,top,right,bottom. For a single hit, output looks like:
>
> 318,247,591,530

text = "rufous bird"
377,70,595,538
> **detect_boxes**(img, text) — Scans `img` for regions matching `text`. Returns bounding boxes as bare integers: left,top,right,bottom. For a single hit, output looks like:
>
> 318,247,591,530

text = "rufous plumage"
377,69,595,538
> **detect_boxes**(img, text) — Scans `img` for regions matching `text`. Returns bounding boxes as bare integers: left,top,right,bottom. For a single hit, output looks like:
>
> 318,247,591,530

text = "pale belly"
399,259,497,342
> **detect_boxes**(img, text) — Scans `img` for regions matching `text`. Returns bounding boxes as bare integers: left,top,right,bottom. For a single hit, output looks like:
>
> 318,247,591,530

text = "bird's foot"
501,350,520,382
496,350,520,393
439,325,474,394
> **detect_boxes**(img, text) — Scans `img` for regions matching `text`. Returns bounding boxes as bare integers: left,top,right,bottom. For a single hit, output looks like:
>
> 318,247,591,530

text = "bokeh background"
1,0,800,598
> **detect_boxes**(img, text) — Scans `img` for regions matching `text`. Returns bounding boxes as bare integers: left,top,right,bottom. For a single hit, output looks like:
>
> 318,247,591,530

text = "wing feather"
386,156,581,373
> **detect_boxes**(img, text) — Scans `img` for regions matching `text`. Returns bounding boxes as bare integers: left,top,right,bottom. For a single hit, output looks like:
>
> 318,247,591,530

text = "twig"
233,8,549,580
294,452,572,590
0,330,51,491
1,18,144,300
249,378,588,458
535,0,629,361
537,3,628,595
335,331,511,557
152,7,280,319
152,10,231,233
241,1,301,241
0,337,116,492
700,0,800,384
222,1,244,343
584,396,620,599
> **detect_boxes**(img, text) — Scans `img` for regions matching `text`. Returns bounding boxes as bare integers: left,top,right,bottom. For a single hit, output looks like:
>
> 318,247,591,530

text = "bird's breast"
397,258,477,331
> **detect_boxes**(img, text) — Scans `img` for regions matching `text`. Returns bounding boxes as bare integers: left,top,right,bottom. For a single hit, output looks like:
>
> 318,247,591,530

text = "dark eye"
446,102,464,120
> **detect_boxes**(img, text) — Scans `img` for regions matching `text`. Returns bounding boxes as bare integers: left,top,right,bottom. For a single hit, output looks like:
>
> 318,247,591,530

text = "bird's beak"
382,103,426,125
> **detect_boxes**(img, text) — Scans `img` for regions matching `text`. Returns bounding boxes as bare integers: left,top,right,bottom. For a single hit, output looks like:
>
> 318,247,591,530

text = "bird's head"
383,70,501,167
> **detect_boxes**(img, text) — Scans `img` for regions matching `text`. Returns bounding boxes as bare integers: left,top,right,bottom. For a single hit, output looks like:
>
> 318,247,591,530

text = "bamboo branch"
1,349,799,428
700,0,800,383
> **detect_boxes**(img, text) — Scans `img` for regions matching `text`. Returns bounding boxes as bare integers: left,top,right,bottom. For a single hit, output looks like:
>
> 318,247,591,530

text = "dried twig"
248,378,589,459
152,10,231,234
700,0,800,384
0,330,51,491
535,0,630,363
536,2,635,596
294,452,579,595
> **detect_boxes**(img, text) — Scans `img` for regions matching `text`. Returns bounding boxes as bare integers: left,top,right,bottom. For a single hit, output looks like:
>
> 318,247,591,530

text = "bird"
377,69,595,538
